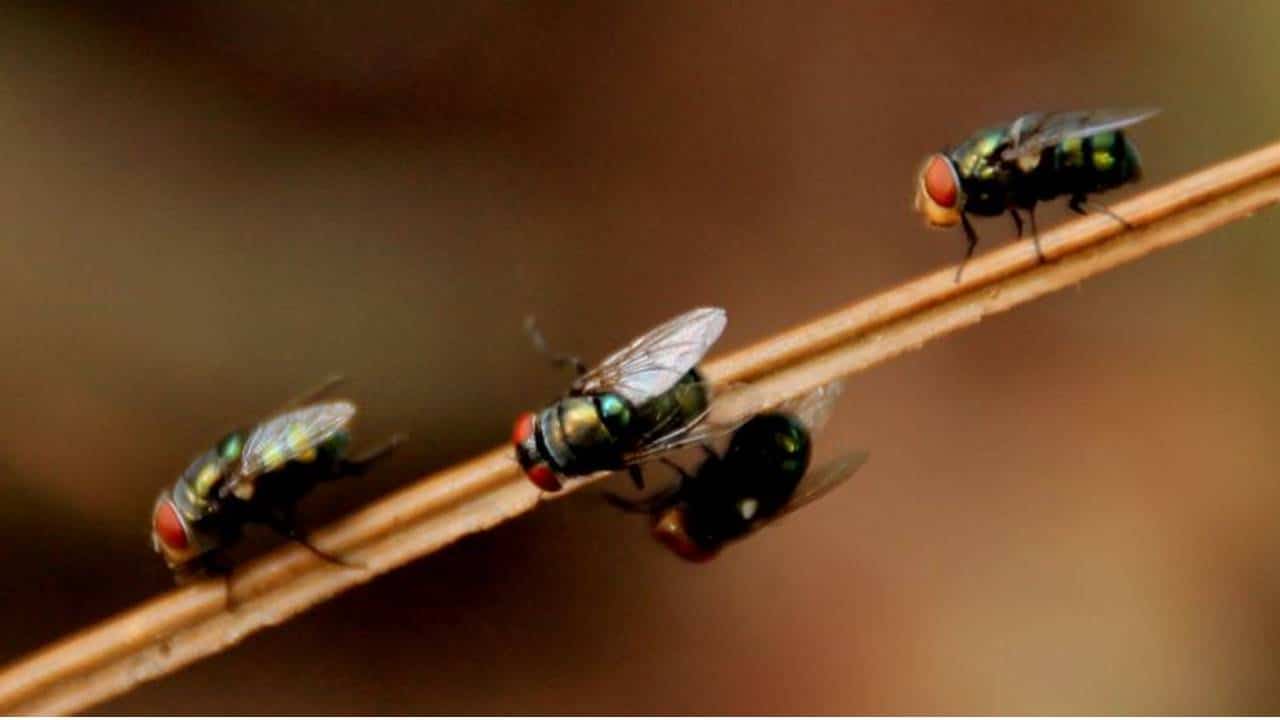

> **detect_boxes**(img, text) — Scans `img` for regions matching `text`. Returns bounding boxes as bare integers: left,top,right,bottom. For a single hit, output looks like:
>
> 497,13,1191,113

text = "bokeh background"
2,1,1279,713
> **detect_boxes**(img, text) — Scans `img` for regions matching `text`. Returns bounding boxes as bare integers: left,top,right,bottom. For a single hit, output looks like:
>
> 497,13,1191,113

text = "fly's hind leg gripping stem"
1070,195,1135,230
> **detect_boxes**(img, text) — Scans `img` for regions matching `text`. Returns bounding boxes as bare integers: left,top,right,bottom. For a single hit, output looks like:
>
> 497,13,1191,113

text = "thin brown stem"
4,140,1280,714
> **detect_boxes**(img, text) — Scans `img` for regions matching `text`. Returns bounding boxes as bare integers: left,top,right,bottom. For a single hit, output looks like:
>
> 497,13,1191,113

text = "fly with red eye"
152,495,191,554
914,108,1158,281
603,381,868,562
513,307,729,494
149,377,401,586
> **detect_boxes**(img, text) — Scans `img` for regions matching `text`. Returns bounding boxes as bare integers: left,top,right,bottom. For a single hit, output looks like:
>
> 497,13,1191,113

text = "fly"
513,307,728,493
606,381,868,561
915,108,1158,280
150,377,400,583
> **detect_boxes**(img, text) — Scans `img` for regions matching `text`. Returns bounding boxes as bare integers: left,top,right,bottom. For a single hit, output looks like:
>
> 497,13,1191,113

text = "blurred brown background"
2,1,1279,713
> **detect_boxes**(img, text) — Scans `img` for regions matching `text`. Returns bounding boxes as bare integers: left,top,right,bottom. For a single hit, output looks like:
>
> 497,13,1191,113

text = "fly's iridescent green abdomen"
1026,131,1142,204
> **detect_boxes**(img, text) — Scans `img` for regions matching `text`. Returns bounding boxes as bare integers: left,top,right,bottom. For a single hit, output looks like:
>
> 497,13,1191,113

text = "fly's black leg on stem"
602,487,681,515
524,315,588,377
1010,207,1047,263
208,559,237,611
628,465,646,491
268,510,364,571
956,213,980,282
177,554,237,610
1070,195,1134,230
1028,207,1046,262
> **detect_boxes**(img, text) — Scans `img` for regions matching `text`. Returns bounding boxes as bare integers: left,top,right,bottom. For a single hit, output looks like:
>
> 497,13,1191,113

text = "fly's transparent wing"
236,401,356,480
779,380,845,434
627,380,846,465
1001,108,1159,162
706,379,845,441
620,381,750,464
572,307,727,405
763,451,869,525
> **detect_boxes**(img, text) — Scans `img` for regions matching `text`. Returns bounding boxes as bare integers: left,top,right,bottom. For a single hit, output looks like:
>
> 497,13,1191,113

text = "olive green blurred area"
3,1,1280,714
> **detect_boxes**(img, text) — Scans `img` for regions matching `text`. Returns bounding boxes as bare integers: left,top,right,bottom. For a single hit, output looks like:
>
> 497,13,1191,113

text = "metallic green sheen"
218,432,244,461
559,397,615,459
598,393,631,432
947,124,1143,218
630,370,709,442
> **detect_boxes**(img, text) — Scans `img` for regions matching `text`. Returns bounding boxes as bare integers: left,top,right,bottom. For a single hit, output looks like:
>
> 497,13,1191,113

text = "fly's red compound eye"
652,507,717,563
512,412,562,492
923,154,958,208
153,499,189,551
511,412,535,447
526,463,561,493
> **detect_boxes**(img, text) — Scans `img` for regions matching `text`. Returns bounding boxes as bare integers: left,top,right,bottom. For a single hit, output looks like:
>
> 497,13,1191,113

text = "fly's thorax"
555,395,625,470
947,128,1015,217
595,392,633,437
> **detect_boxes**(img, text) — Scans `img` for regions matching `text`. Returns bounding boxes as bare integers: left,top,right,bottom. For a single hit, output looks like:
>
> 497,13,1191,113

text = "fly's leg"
340,433,405,476
524,315,588,377
1028,206,1046,262
628,465,647,491
1009,207,1047,263
206,557,237,611
657,457,694,482
956,213,980,283
1069,196,1134,230
268,510,364,570
699,443,720,462
610,458,691,512
174,553,237,610
603,487,682,515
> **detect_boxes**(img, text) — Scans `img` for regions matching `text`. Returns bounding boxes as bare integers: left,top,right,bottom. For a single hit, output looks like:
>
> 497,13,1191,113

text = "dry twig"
3,139,1280,714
